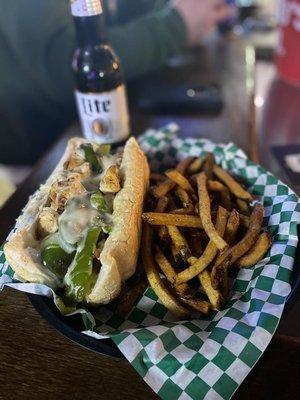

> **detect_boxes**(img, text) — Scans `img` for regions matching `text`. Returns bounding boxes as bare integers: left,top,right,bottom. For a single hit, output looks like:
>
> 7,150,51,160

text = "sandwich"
4,137,149,305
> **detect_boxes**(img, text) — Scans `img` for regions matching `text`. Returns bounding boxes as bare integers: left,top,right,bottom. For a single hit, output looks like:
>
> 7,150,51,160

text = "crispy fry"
142,213,203,228
208,181,232,211
188,157,204,174
236,199,250,215
188,229,203,258
155,196,169,213
117,278,148,315
203,153,215,180
165,170,194,193
150,173,166,182
224,209,240,245
175,187,194,208
199,270,224,310
211,203,264,288
179,297,211,315
236,231,272,267
213,165,253,201
239,213,250,228
152,157,193,198
154,197,169,242
142,223,190,319
170,208,194,215
175,207,228,284
154,246,176,283
158,226,169,241
167,226,191,261
197,173,228,251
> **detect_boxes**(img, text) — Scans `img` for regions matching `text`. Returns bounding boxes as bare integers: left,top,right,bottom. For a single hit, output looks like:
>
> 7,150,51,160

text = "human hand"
172,0,231,45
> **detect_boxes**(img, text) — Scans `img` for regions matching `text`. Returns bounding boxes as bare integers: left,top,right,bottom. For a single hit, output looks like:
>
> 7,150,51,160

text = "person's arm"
109,6,187,80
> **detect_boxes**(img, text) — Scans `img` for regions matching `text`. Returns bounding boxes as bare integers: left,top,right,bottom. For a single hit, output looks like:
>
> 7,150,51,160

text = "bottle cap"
71,0,103,17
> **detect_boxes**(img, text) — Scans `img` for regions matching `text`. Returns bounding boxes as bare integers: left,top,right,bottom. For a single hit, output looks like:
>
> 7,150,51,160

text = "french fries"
188,157,204,174
142,223,190,319
117,277,148,316
224,209,240,245
203,153,215,180
236,198,250,215
175,207,228,284
142,213,203,228
208,181,232,211
211,204,264,289
213,165,253,201
152,157,193,198
167,226,191,261
141,154,270,320
165,170,194,193
197,173,228,251
154,246,176,283
199,270,224,310
236,231,272,267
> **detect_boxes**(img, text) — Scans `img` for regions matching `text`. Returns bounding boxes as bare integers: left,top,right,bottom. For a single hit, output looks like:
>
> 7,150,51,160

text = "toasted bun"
86,138,149,304
4,137,149,303
3,138,85,289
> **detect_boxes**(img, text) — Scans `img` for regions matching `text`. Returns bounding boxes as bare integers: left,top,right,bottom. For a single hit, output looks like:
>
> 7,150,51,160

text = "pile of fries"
141,154,272,319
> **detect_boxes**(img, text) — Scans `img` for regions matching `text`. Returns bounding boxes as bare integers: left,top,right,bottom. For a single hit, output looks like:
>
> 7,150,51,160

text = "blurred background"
1,0,299,207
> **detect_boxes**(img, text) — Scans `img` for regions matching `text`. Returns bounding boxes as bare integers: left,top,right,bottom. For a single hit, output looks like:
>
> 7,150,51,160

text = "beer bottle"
70,0,130,143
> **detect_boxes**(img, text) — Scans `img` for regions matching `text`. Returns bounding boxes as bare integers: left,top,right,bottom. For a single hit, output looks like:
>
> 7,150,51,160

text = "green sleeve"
0,1,187,91
0,1,187,164
109,7,187,80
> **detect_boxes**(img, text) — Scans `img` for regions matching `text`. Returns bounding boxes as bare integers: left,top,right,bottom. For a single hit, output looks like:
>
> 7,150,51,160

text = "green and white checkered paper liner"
1,123,299,400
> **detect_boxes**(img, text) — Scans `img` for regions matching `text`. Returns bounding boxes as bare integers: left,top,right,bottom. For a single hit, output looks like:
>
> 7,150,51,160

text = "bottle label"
75,85,130,144
70,0,103,17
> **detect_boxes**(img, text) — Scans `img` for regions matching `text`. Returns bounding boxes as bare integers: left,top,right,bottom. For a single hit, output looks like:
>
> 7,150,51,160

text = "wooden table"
0,36,299,400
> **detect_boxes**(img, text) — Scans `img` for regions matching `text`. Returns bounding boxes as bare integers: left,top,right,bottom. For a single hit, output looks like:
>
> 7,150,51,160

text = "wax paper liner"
1,123,299,400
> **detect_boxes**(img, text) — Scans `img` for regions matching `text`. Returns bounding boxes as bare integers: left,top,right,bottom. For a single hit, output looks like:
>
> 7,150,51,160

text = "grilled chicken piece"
37,207,59,238
73,162,92,179
65,149,85,170
49,172,85,213
100,165,121,194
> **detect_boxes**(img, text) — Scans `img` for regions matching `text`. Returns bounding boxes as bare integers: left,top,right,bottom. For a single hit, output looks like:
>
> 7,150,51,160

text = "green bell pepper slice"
80,143,101,174
64,226,101,302
90,192,109,213
96,144,111,156
41,233,75,280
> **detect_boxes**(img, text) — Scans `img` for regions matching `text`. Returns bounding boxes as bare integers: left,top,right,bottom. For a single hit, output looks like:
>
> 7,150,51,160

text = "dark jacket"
0,0,187,164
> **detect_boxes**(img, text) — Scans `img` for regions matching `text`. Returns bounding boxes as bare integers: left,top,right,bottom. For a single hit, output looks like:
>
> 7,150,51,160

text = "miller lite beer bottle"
70,0,130,143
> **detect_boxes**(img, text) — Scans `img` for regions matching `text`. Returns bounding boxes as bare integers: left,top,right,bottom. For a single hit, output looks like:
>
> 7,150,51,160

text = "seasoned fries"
142,224,190,319
142,213,203,228
236,231,272,267
213,165,253,201
117,277,148,316
175,207,228,284
141,154,271,320
203,153,215,180
199,270,224,310
197,173,228,251
188,157,204,174
211,204,264,289
224,209,240,245
167,226,191,261
152,157,193,198
236,198,250,215
165,170,194,193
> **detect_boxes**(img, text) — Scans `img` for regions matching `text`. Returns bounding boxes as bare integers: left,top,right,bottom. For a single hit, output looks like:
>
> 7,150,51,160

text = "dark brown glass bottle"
70,0,130,143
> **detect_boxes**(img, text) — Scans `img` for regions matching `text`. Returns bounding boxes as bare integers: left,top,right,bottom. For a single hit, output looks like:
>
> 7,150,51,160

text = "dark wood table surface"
1,36,299,400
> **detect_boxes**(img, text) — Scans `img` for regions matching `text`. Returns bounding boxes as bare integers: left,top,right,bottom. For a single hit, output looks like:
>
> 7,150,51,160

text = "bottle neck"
74,13,107,47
